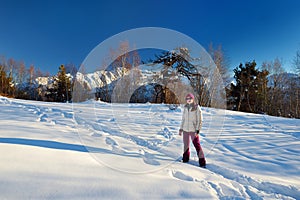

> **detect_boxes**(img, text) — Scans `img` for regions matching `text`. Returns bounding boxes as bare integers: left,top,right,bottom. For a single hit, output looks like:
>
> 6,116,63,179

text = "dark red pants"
182,131,205,162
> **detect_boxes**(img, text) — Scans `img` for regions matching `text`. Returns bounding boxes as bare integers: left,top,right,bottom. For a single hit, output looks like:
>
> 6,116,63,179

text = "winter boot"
182,149,190,163
199,158,206,168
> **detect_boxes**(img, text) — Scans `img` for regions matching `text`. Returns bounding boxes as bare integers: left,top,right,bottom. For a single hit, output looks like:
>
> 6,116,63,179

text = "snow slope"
0,96,299,199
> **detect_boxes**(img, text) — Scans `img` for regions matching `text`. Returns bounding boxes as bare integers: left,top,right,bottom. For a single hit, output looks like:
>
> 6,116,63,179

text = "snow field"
0,96,299,199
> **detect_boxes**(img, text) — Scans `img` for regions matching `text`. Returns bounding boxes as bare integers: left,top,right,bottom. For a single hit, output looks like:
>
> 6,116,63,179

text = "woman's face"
186,97,194,104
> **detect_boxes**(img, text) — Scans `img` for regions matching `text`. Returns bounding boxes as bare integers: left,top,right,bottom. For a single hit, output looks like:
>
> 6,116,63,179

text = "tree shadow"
0,137,176,168
0,137,97,152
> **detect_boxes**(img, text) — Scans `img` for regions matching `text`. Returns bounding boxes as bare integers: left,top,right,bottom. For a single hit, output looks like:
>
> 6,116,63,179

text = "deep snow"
0,96,299,199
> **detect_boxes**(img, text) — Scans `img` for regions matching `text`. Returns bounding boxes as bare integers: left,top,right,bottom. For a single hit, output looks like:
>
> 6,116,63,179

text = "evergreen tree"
0,65,14,96
229,61,269,113
47,65,72,102
151,48,208,106
56,64,72,102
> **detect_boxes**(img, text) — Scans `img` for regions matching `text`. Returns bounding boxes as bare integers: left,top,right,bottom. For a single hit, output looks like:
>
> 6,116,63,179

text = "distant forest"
1,42,299,119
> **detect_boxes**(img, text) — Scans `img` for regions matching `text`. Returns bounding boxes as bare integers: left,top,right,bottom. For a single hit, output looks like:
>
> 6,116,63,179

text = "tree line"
208,44,300,118
0,57,73,102
0,43,299,118
228,60,299,118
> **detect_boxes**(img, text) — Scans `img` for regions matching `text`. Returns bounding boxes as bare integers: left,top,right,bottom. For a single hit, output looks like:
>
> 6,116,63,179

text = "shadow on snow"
0,137,93,152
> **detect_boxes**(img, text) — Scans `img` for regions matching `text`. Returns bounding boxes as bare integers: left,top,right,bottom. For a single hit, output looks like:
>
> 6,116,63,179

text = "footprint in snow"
91,132,102,137
105,137,125,154
37,113,48,122
108,118,115,122
105,137,118,146
208,164,300,200
62,112,74,119
142,151,160,166
170,170,194,182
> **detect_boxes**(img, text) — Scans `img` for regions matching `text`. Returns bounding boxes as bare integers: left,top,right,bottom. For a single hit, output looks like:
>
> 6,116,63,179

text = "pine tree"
151,48,209,106
0,66,7,94
47,65,72,102
0,65,14,96
229,61,269,113
56,64,72,102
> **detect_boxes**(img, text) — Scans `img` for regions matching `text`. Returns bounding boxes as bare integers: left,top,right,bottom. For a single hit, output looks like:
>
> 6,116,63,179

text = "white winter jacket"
180,103,203,132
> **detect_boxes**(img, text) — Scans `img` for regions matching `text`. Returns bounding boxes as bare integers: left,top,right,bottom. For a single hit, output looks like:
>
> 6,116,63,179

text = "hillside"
0,96,299,199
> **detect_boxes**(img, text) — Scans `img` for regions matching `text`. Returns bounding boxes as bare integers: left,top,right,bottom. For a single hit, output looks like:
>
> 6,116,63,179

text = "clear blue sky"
1,0,300,75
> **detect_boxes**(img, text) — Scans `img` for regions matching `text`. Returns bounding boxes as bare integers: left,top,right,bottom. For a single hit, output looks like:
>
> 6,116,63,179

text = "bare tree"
293,49,300,75
292,48,300,118
261,58,286,116
110,42,142,102
28,65,35,84
110,41,131,76
208,43,231,87
72,64,92,102
65,63,78,78
18,61,26,84
36,68,44,78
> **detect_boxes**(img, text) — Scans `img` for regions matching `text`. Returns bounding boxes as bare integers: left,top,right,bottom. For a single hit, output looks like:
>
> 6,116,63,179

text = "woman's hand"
195,130,199,137
179,129,183,136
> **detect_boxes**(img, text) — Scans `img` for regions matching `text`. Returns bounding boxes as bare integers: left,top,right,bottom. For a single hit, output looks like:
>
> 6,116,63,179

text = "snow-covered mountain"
0,96,299,199
74,64,165,93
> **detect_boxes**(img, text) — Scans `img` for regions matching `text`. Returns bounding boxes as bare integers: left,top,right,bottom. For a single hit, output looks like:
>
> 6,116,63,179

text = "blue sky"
1,0,300,75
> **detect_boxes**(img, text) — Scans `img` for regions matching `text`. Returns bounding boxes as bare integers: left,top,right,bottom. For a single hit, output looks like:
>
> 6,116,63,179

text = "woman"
179,93,206,167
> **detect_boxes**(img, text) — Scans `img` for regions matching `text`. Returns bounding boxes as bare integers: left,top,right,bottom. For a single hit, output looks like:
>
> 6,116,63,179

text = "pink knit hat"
186,93,195,99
